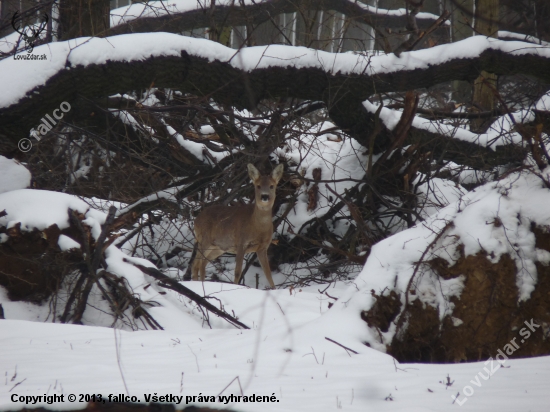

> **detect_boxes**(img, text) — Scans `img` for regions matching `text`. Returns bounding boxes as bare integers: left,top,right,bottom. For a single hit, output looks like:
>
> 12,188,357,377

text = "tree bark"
451,0,474,103
471,0,499,132
58,0,110,40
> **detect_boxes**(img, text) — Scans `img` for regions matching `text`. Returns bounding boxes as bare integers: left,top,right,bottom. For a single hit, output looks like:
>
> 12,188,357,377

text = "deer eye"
257,185,261,189
270,185,274,189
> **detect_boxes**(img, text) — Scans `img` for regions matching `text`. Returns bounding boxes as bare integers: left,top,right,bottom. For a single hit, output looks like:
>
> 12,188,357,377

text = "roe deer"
191,163,284,288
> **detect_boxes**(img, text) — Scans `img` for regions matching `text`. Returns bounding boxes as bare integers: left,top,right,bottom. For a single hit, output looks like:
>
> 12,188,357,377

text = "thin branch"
132,263,250,329
325,337,359,355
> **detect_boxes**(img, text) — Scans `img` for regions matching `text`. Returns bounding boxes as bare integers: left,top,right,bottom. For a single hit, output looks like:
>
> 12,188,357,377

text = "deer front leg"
234,248,246,285
191,244,203,281
256,248,275,289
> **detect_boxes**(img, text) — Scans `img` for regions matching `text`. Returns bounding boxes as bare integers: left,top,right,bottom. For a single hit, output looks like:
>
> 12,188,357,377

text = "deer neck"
252,202,273,226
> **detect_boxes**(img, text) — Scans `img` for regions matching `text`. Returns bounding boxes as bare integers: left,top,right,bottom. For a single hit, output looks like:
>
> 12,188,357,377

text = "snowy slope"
1,298,550,411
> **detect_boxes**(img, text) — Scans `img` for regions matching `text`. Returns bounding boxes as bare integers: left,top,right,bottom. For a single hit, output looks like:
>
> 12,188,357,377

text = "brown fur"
191,164,284,288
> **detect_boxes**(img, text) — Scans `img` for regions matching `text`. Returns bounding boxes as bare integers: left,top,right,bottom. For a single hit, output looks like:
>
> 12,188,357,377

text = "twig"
325,337,359,355
217,376,244,397
187,344,200,373
70,206,118,324
114,327,130,395
132,263,250,329
9,378,27,392
303,347,320,364
92,206,118,270
294,233,366,264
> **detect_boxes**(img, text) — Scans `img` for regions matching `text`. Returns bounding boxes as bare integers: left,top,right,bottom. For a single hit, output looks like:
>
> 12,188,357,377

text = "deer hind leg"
192,244,222,281
256,248,275,289
200,246,224,281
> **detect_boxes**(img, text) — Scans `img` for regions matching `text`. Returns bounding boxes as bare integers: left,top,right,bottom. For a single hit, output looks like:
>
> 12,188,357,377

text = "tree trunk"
58,0,110,41
471,0,499,132
451,0,474,104
0,0,39,38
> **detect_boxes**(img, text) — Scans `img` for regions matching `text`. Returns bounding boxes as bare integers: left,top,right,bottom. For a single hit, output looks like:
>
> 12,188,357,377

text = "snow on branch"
363,101,535,150
107,0,446,36
498,31,550,47
1,33,549,154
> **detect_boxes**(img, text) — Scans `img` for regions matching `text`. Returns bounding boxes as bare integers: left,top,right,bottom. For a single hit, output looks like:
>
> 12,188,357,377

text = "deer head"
247,163,282,212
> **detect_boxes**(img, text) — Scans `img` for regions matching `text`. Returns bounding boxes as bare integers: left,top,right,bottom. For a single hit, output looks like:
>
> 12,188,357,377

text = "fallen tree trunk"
1,36,548,167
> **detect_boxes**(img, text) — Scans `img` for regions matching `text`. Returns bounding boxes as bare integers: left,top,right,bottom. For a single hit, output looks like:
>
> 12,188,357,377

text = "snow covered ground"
2,159,550,411
1,170,550,410
1,281,550,412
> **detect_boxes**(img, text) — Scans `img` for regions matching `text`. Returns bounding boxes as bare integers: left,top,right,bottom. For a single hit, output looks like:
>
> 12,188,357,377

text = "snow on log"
0,34,549,166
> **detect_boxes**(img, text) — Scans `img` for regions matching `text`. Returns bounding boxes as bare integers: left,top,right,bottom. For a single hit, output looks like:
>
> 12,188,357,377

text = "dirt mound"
363,225,550,363
0,221,83,302
361,289,401,333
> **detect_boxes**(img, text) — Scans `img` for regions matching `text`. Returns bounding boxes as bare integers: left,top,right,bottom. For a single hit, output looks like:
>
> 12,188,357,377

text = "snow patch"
0,156,31,194
58,234,81,251
0,189,95,233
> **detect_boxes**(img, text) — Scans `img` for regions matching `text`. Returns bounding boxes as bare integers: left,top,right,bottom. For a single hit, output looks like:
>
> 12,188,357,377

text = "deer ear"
247,163,260,181
271,163,284,183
